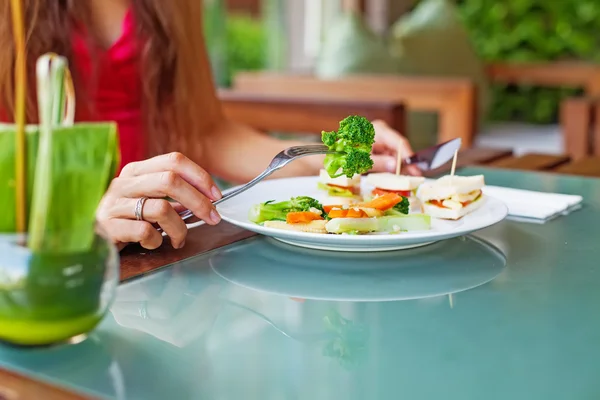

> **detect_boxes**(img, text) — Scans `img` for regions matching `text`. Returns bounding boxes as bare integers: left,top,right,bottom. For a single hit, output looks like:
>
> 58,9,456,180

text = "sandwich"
317,169,361,205
366,172,426,211
417,175,485,220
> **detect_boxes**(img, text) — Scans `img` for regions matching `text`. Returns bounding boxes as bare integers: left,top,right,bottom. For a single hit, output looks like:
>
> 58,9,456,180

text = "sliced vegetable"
323,204,342,214
286,211,323,224
326,217,379,234
264,220,327,234
372,188,412,197
317,182,355,197
325,214,431,234
328,208,348,219
428,200,447,208
375,215,431,232
346,208,368,218
358,192,403,210
326,208,369,219
358,207,383,217
248,196,324,223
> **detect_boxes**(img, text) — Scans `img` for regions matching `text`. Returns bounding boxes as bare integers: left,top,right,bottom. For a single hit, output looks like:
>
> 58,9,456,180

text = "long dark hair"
0,0,223,158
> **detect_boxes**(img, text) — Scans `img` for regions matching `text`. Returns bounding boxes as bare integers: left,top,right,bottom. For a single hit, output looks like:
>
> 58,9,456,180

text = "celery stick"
325,214,431,234
375,214,431,232
326,218,379,234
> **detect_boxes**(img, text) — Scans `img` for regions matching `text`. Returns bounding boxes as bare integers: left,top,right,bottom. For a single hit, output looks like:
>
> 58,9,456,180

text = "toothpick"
449,149,458,185
450,150,458,177
395,146,402,176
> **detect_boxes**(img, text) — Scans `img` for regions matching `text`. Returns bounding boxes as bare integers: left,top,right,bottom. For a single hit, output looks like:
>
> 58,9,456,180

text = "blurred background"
203,0,600,159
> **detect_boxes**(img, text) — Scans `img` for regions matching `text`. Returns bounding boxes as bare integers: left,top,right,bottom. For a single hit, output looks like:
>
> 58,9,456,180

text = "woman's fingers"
105,219,164,250
371,120,422,176
109,172,221,225
107,198,188,249
120,152,222,201
372,120,415,157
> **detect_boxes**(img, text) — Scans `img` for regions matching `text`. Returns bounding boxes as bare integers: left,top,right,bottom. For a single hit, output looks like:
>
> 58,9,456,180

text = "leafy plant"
225,13,267,87
456,0,600,123
203,11,267,87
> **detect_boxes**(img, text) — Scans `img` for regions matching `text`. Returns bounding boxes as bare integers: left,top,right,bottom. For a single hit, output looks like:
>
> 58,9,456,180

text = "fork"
176,144,337,222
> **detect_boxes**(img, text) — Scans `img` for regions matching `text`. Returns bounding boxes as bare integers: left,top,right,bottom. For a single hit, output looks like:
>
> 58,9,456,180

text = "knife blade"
402,138,462,171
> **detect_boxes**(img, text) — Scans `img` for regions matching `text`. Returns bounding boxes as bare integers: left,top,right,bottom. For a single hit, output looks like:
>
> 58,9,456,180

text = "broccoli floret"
249,196,325,223
393,196,410,215
321,115,375,178
385,196,410,216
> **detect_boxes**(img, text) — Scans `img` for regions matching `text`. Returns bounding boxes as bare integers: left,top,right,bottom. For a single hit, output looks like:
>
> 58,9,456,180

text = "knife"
402,138,462,171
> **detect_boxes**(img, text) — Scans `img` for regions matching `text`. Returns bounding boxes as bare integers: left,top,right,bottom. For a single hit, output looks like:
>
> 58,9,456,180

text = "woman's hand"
371,120,422,176
96,152,222,250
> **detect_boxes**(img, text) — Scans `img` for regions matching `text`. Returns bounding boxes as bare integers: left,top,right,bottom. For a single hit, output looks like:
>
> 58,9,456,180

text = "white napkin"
482,185,583,223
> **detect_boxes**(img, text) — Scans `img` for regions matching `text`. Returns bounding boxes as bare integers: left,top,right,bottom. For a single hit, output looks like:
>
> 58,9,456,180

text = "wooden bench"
231,72,477,148
486,62,600,97
230,62,600,159
218,89,405,136
486,61,600,161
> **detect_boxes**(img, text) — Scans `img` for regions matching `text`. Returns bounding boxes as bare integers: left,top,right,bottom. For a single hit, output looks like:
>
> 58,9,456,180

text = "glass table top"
1,168,600,400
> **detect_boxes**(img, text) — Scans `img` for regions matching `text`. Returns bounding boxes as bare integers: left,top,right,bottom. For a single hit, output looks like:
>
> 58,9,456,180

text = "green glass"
0,167,599,399
0,231,119,347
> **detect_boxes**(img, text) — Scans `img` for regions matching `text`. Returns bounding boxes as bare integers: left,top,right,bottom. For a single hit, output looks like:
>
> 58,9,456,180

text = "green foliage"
204,12,266,87
224,13,266,87
457,0,600,123
393,197,410,215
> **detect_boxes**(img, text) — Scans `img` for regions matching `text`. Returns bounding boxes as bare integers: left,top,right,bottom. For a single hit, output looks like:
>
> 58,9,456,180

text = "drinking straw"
10,0,27,233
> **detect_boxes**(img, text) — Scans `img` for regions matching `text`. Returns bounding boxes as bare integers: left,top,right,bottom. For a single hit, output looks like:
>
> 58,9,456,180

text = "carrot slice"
359,192,403,210
286,211,323,224
327,209,348,219
346,208,368,218
323,205,343,214
429,200,448,208
372,188,412,197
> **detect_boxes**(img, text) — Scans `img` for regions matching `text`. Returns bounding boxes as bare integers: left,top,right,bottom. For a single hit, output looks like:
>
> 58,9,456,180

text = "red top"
73,9,145,174
2,9,145,174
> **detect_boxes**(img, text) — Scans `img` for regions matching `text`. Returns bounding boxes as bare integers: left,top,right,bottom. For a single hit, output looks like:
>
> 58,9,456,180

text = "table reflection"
209,236,507,301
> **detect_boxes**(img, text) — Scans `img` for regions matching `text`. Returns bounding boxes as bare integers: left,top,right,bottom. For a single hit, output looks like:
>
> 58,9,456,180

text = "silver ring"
134,197,148,221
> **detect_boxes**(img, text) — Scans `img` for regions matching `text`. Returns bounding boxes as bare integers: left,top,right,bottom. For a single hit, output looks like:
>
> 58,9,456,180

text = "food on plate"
418,175,485,220
317,169,362,205
323,205,383,218
264,220,328,234
250,194,431,235
321,115,375,178
366,172,425,211
357,192,406,212
248,196,325,224
325,215,431,234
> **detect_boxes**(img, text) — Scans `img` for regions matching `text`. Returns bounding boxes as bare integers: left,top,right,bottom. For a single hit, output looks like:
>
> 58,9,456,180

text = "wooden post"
341,0,366,13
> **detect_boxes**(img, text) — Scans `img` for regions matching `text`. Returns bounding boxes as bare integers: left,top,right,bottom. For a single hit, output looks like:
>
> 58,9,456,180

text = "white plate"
214,176,508,252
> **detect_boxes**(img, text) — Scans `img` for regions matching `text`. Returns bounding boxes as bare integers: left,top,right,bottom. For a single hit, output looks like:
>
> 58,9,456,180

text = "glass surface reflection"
209,236,507,301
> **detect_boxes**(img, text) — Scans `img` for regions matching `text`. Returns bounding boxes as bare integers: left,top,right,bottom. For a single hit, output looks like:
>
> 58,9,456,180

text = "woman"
0,0,417,250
